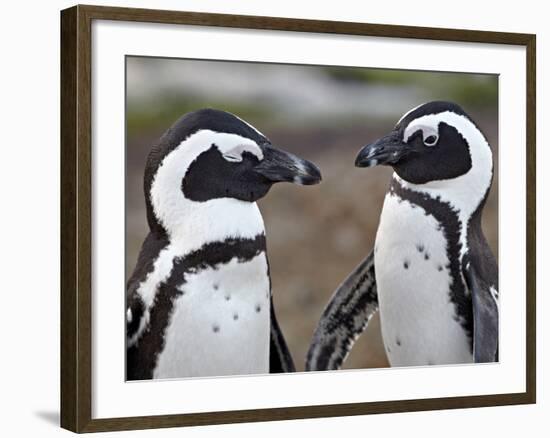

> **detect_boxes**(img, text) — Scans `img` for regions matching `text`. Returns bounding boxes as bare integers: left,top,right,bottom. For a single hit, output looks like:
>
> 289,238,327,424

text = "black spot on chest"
126,234,267,380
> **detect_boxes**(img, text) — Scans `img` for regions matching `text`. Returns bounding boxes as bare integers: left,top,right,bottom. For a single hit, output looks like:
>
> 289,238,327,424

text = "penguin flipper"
463,261,499,363
305,250,378,371
269,296,296,373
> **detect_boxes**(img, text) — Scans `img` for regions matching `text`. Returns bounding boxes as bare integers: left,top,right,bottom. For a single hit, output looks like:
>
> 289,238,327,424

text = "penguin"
306,101,498,370
126,108,321,380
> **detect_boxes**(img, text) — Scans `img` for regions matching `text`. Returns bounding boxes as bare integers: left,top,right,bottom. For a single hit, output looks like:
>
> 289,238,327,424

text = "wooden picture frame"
60,4,536,433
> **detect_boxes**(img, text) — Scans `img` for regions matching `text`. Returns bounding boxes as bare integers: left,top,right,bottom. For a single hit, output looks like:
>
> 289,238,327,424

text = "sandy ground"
126,119,498,371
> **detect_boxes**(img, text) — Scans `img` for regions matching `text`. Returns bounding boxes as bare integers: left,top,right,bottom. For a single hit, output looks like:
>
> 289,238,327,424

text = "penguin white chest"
374,193,472,366
153,252,271,379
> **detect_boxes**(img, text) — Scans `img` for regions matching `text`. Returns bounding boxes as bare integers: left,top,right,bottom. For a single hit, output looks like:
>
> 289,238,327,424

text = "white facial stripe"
403,120,439,143
396,102,426,126
150,129,266,240
150,130,261,230
395,111,493,259
233,114,267,139
220,142,264,163
403,111,470,143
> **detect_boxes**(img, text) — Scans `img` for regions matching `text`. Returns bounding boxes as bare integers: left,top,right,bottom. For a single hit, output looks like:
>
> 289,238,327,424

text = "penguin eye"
423,134,439,147
223,154,243,163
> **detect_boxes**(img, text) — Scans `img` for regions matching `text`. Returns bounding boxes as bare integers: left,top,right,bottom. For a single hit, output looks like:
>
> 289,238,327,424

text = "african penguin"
126,108,321,380
306,101,498,369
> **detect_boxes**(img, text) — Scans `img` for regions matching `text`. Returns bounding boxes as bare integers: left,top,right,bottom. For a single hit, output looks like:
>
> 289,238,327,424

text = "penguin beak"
255,144,322,185
355,131,409,168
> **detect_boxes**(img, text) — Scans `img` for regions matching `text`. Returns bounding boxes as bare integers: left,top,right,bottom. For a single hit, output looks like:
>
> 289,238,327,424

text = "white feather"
153,253,271,379
375,192,473,366
233,114,267,138
490,286,499,306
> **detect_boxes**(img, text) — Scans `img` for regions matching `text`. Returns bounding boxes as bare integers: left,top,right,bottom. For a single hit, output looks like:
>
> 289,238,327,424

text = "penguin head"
355,101,493,189
144,109,321,235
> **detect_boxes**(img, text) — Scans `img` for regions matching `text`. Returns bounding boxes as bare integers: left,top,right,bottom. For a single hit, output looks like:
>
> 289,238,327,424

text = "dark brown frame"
60,4,537,433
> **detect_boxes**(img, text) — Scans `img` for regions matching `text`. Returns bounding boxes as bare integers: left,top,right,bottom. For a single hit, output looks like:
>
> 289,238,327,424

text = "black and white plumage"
307,101,498,369
126,109,321,380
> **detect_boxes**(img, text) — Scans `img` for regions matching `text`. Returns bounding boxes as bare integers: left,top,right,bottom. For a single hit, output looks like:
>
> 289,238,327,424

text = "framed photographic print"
60,4,536,433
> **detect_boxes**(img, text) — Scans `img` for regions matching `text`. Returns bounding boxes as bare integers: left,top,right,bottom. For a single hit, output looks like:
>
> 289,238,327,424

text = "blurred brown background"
126,57,498,371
